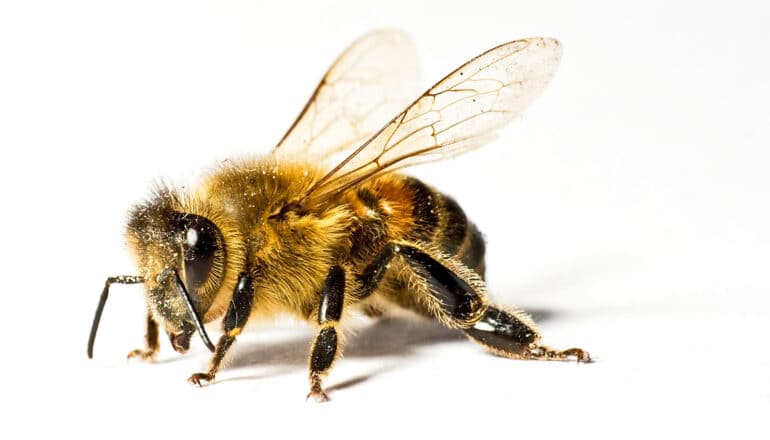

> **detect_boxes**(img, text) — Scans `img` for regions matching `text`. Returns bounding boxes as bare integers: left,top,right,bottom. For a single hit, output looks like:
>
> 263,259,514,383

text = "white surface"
1,1,768,438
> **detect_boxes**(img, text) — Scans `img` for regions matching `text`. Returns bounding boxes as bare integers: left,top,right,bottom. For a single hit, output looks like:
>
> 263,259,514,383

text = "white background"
1,1,768,438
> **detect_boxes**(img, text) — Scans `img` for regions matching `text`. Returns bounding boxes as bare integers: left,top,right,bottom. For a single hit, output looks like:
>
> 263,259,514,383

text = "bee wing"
299,37,562,206
273,29,422,159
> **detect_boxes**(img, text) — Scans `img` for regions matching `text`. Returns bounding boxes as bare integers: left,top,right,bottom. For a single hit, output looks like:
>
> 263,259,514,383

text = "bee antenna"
170,270,216,353
88,275,145,359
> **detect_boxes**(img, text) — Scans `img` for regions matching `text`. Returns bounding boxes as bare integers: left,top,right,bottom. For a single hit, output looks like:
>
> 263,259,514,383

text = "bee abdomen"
404,177,486,275
348,176,486,274
437,195,468,255
404,176,440,239
458,222,486,276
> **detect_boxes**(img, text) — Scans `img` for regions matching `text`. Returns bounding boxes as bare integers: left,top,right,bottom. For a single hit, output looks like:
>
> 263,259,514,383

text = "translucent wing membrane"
274,29,422,160
300,37,563,206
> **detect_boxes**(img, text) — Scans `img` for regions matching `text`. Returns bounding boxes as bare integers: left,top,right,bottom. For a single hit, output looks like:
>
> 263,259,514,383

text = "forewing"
300,37,563,206
274,29,422,160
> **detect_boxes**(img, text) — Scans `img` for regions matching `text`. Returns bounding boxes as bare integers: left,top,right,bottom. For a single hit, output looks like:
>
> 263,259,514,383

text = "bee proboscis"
87,29,590,401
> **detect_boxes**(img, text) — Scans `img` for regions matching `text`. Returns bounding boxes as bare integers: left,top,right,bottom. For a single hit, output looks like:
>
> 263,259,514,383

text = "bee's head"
122,187,244,353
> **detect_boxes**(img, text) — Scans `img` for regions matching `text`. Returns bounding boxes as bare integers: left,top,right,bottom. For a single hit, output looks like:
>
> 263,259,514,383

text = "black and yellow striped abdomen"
345,174,486,277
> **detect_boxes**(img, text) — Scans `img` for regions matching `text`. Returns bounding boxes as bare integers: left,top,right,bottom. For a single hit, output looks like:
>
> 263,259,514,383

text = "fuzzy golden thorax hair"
124,158,357,334
193,158,355,320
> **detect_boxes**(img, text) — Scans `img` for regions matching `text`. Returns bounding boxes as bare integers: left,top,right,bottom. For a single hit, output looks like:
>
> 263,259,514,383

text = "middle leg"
307,265,346,402
358,241,589,362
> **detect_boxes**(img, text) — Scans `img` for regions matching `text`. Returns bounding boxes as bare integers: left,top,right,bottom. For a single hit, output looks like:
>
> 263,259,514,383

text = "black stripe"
460,223,486,271
356,188,382,214
405,177,439,240
438,195,468,255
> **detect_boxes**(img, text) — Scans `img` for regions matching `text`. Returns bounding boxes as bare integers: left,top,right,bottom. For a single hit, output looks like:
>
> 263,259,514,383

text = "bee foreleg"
307,265,345,402
127,313,159,361
188,272,255,386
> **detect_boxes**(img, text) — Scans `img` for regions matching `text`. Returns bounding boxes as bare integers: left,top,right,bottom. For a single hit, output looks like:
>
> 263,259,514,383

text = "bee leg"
357,242,486,327
396,244,487,328
356,243,396,298
188,273,255,386
307,266,345,402
526,344,591,362
360,243,589,362
127,314,159,361
464,306,590,363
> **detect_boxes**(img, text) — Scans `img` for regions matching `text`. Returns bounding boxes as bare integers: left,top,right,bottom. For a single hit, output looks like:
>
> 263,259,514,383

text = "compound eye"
177,214,224,294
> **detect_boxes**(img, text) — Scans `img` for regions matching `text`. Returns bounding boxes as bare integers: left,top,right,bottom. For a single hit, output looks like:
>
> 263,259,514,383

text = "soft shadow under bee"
209,307,558,388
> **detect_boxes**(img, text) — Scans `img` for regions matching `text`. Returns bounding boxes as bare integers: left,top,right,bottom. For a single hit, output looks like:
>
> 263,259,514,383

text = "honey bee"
87,29,590,401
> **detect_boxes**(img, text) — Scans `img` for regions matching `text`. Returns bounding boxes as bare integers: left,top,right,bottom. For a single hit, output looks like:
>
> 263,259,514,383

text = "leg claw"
306,389,329,403
127,349,157,362
528,345,592,363
564,348,592,363
188,372,215,387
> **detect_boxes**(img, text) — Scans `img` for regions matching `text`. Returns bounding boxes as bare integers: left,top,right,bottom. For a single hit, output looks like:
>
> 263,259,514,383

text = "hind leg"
465,306,590,362
357,241,589,362
356,241,488,328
